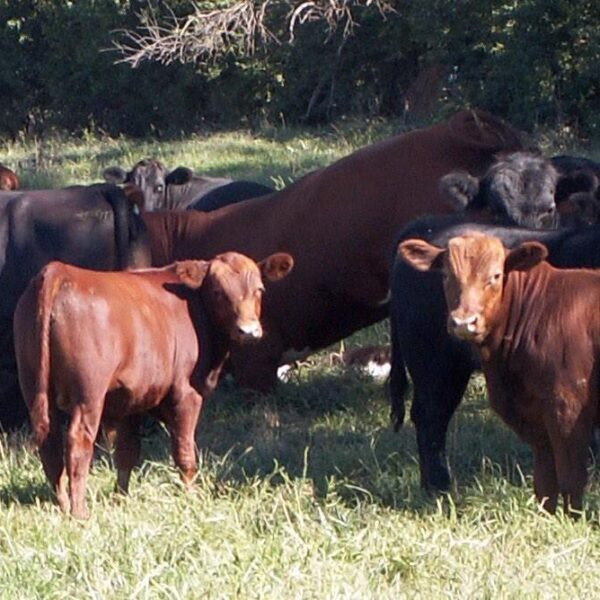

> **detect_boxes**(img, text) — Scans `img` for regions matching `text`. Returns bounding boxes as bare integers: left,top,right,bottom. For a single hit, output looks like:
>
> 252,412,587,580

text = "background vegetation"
1,0,599,140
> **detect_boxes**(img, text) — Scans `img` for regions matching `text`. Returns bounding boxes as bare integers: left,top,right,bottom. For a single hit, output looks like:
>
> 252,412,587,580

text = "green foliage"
0,0,206,137
411,0,600,138
0,1,598,139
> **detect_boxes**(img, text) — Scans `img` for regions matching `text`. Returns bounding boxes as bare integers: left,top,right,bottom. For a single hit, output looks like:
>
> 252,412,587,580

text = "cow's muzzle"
448,313,482,341
235,320,263,343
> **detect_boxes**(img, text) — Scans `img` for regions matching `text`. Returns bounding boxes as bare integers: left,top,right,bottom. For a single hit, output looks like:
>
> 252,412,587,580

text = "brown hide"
482,263,600,515
402,234,600,514
143,109,523,390
0,164,19,191
13,252,292,518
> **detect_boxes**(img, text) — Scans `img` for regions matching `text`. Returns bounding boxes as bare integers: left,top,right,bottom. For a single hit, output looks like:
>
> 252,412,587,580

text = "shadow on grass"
0,478,54,507
131,369,555,514
4,368,598,516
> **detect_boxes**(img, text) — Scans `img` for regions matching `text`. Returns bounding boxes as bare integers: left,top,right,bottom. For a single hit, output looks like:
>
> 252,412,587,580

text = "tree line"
0,0,598,140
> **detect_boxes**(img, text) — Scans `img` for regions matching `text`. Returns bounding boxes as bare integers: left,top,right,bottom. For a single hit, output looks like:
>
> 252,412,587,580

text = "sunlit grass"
2,368,600,598
0,118,401,191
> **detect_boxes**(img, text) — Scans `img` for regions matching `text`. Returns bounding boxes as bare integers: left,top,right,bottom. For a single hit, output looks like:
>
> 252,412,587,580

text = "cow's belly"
103,384,174,419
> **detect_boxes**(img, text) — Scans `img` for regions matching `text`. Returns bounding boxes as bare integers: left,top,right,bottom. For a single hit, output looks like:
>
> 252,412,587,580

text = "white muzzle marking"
238,321,262,339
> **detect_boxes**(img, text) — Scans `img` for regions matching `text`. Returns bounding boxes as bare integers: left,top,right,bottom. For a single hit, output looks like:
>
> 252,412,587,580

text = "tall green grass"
1,124,600,597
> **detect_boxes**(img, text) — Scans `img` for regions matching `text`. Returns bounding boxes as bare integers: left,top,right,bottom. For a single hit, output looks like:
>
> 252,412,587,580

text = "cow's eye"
492,272,502,283
155,184,164,193
546,205,555,214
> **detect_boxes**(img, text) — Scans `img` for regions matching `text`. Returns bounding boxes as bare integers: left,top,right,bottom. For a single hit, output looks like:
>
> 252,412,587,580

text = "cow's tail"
389,314,408,432
17,265,63,446
104,185,131,270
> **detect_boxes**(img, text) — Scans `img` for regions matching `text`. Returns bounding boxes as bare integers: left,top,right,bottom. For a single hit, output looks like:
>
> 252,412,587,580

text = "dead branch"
111,0,396,68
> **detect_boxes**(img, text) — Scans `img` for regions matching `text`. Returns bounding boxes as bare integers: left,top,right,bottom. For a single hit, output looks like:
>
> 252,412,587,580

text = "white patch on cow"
280,347,313,365
277,365,293,382
375,289,392,306
364,360,391,380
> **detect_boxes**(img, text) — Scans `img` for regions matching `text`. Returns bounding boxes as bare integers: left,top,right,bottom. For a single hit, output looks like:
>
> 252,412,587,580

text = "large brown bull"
143,109,523,391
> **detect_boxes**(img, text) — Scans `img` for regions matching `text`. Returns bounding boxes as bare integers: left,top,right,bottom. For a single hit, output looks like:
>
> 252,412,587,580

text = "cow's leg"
545,406,592,516
16,345,68,510
410,360,473,492
114,416,141,494
554,444,588,516
164,385,203,486
0,322,28,430
532,440,558,514
389,319,408,432
66,403,103,520
37,414,69,513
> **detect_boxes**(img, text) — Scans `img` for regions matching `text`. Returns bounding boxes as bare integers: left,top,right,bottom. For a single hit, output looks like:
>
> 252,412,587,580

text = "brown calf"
0,163,19,191
14,252,293,519
398,233,600,514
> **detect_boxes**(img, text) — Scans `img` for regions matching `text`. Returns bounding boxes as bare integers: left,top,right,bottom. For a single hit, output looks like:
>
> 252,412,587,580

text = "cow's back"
16,263,199,418
0,185,148,320
165,175,232,209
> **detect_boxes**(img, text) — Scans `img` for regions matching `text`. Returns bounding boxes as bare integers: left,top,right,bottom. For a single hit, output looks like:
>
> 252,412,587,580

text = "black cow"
551,154,600,179
103,159,231,210
188,180,275,212
440,152,560,228
390,217,600,492
0,183,148,428
551,155,600,227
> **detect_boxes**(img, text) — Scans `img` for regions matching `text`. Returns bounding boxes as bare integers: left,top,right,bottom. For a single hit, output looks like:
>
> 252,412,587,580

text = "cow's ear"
555,170,598,204
504,242,548,273
259,253,294,282
103,166,128,184
166,167,193,186
572,193,600,221
397,239,445,271
175,260,210,289
559,192,599,226
439,171,480,211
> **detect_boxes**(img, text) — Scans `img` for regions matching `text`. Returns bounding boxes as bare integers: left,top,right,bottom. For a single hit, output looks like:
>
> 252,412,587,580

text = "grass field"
2,122,600,598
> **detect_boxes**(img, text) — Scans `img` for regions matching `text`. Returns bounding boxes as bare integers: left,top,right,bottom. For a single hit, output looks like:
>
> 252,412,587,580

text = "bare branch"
111,0,396,68
112,1,279,67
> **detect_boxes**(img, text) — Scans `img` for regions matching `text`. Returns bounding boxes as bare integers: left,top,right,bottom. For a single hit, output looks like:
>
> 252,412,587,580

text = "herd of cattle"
2,108,600,518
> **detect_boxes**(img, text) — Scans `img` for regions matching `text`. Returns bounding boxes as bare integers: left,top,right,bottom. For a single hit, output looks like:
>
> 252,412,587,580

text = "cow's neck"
144,211,211,265
189,300,230,398
478,264,552,365
146,205,271,266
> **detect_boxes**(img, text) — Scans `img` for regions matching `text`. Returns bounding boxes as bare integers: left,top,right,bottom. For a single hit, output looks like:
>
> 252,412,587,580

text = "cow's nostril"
451,314,478,330
237,322,262,338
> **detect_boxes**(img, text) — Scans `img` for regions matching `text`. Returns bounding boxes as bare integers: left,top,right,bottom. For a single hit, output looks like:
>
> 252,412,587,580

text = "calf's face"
398,234,547,344
176,252,294,343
